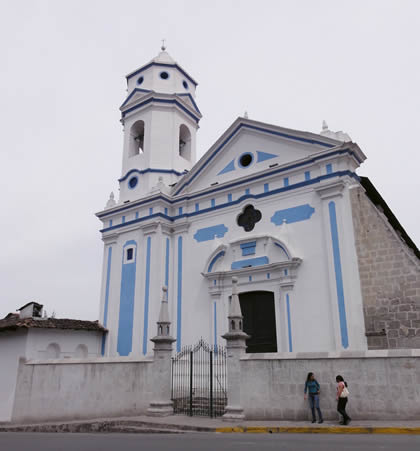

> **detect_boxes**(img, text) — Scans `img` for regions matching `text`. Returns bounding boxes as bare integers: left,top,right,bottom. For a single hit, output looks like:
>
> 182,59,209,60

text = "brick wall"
350,186,420,349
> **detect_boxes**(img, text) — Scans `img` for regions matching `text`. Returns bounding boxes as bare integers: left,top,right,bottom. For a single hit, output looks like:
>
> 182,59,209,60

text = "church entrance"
239,291,277,353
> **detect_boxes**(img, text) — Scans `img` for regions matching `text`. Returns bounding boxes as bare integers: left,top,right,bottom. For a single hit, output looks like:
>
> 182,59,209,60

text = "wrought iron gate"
171,339,227,417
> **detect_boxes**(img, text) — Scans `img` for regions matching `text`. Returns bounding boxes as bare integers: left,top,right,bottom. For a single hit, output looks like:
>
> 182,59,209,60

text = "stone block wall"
350,186,420,349
240,351,420,420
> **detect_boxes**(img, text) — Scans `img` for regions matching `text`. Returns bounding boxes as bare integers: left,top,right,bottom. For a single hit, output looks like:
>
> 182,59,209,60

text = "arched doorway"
239,291,277,353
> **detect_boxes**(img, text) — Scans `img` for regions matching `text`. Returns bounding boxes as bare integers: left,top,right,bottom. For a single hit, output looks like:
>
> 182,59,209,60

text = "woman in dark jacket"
336,375,351,425
304,372,323,423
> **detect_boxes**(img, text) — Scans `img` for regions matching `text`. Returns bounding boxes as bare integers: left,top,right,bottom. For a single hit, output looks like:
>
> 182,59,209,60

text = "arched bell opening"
179,124,191,160
129,120,145,156
239,290,277,353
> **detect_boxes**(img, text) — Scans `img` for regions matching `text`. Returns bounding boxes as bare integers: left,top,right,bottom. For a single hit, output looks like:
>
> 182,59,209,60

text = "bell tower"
118,46,202,202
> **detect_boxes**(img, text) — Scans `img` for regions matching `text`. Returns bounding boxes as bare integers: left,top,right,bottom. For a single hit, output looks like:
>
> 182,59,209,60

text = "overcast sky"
1,0,419,320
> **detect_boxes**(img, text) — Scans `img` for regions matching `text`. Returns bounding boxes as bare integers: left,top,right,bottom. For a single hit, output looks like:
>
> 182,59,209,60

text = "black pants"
337,397,351,422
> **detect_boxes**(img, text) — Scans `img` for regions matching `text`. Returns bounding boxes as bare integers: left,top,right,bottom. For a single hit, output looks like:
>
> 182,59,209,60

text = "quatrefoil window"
237,204,262,232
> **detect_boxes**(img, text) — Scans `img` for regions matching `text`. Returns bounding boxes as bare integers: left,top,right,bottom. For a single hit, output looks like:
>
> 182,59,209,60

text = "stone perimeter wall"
240,351,420,420
12,357,153,423
350,186,420,349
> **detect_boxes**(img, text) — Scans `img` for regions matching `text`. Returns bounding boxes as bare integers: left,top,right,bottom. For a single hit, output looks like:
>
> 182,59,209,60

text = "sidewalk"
1,415,420,434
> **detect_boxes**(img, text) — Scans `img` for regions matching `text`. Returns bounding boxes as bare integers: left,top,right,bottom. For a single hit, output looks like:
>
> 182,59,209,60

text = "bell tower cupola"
118,45,201,202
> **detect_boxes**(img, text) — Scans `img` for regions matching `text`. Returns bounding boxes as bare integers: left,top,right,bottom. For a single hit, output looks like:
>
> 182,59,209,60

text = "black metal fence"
171,339,227,417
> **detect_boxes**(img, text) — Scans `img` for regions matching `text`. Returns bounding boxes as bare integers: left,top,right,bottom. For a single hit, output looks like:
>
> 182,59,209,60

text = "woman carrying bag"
336,375,351,425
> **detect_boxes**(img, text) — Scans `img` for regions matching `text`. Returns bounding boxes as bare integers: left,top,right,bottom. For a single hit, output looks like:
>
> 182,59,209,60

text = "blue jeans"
308,394,323,421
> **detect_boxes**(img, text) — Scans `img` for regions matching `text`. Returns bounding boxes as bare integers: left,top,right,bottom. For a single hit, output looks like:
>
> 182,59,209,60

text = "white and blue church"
96,47,371,358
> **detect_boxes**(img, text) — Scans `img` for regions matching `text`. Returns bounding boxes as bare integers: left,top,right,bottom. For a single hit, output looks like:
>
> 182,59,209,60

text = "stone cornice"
315,180,346,200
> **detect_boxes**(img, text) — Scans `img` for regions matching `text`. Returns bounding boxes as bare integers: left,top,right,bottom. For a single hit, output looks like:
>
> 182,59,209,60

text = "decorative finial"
161,39,166,51
322,120,328,131
105,191,116,209
244,111,249,119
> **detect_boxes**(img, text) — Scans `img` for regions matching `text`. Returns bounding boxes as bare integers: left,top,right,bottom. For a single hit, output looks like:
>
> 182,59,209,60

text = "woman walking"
336,375,351,425
304,372,323,423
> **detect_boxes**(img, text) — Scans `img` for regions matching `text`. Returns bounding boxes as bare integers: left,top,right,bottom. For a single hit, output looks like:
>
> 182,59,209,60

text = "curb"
215,426,420,435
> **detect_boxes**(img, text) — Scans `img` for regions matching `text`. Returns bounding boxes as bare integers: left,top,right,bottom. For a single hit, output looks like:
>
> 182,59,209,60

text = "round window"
137,76,144,85
239,153,253,168
160,71,169,80
128,176,138,189
183,80,188,89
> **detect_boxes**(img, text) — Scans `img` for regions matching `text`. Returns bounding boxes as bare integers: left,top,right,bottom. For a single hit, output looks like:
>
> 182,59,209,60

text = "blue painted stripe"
227,193,232,202
213,301,217,348
176,92,201,114
165,237,170,289
326,163,333,174
117,241,137,356
257,150,277,162
328,201,349,349
207,250,225,272
120,87,153,108
245,188,250,195
126,62,198,86
195,203,199,212
174,122,342,195
177,236,183,352
101,335,106,356
194,224,228,242
284,177,289,187
179,207,183,215
103,247,113,328
218,159,235,175
271,204,315,225
99,171,360,229
99,157,359,219
119,167,185,182
142,236,152,355
240,241,256,256
211,198,216,208
122,97,200,123
305,171,311,181
264,183,269,193
231,256,269,270
286,293,293,352
164,207,168,215
149,207,153,215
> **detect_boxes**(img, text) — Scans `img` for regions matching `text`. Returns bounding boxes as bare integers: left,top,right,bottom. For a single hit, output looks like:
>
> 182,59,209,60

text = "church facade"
96,49,420,358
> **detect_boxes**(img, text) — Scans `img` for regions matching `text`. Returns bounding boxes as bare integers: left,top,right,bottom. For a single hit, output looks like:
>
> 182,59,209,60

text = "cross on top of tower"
161,39,166,51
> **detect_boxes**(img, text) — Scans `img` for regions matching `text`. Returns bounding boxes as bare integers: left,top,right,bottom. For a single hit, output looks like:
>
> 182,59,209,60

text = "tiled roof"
0,314,107,333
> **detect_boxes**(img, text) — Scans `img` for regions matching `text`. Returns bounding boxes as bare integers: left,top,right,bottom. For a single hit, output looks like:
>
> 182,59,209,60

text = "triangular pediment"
120,88,152,109
173,118,343,196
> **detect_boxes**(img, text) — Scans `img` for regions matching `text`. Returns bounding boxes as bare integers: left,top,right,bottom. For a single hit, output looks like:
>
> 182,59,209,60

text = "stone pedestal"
222,277,249,421
147,286,176,417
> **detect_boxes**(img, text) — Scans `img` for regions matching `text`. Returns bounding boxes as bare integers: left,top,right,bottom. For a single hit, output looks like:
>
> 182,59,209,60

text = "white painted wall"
12,358,153,423
26,328,102,359
0,327,103,422
0,331,27,422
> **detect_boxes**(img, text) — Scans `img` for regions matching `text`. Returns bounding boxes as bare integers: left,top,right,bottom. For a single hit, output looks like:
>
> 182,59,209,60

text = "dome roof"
152,50,175,64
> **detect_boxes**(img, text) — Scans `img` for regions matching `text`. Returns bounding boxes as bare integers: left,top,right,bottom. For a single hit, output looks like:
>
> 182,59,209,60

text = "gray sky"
1,0,419,320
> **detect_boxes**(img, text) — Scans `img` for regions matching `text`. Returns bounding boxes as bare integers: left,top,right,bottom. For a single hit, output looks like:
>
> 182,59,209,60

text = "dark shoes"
318,420,324,424
311,419,316,423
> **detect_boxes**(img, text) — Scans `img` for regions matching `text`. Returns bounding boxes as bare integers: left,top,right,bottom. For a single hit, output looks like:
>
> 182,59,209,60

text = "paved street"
1,432,420,451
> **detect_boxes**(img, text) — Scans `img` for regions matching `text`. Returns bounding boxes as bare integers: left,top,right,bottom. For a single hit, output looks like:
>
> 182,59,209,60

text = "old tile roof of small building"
0,313,107,333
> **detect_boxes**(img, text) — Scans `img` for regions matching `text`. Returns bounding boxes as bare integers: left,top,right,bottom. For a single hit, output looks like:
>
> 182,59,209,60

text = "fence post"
147,286,176,417
222,277,249,421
